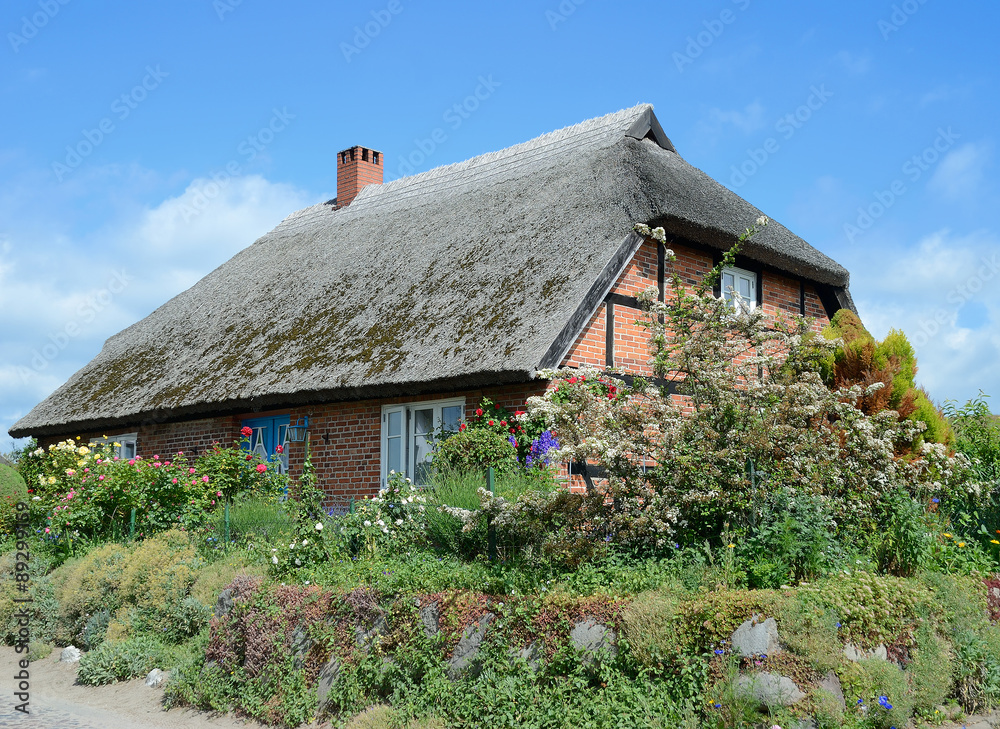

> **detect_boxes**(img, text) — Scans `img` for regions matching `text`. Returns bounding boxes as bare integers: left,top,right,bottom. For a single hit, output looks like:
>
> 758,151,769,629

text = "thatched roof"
11,104,854,438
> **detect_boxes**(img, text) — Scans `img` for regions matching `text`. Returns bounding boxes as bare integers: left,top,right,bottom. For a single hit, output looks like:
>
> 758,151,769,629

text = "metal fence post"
129,507,136,542
224,500,231,550
486,467,497,561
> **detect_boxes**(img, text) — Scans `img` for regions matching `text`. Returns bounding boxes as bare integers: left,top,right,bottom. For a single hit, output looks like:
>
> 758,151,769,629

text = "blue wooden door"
241,415,290,473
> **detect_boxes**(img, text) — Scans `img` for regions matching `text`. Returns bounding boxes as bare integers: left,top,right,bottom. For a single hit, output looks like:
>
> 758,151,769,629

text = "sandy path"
0,647,285,729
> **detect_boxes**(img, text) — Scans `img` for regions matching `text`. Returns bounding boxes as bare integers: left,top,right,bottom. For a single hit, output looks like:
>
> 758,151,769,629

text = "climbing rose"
255,464,267,473
275,445,284,454
475,408,483,416
241,426,253,437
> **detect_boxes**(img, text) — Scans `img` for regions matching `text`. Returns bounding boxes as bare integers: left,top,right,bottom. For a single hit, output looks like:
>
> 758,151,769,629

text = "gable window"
381,398,465,487
240,415,290,473
721,265,757,313
90,433,138,460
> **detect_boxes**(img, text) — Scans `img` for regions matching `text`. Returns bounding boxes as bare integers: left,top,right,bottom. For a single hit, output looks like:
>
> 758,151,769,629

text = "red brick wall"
563,240,833,372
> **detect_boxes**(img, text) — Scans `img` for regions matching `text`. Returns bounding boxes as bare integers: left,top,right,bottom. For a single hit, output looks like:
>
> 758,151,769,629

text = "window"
90,433,138,460
721,265,757,313
240,415,290,473
381,398,465,486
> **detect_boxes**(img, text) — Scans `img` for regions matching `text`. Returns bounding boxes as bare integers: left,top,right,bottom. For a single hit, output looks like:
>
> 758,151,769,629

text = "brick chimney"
336,145,383,208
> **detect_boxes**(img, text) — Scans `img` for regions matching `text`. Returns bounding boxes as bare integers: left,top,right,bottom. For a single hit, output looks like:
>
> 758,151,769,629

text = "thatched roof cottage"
11,104,854,502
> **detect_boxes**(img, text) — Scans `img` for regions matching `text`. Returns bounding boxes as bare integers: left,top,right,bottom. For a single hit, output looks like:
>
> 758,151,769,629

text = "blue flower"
714,649,724,655
836,622,842,628
525,430,560,468
877,696,893,710
713,703,721,709
931,498,939,504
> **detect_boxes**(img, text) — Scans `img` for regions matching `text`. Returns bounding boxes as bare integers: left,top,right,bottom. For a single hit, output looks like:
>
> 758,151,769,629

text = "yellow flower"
991,540,999,545
958,542,966,548
942,533,952,538
727,544,735,549
77,446,89,456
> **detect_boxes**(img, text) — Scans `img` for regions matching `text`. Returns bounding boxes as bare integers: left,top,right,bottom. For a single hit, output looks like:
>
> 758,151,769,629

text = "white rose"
271,555,278,564
364,520,372,527
315,522,324,531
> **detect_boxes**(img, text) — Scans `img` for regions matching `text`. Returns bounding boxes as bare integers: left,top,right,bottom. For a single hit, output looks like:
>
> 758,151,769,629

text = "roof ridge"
347,104,654,211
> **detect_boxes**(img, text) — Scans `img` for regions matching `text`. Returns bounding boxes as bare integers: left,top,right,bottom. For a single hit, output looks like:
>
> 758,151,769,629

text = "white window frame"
721,265,758,313
380,398,465,487
89,432,138,460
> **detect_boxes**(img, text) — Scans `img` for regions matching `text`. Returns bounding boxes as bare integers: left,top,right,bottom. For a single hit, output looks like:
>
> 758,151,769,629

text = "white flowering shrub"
521,220,978,550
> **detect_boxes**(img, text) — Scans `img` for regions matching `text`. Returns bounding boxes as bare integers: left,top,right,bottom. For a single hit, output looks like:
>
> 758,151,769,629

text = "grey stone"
730,616,782,657
792,718,817,729
815,671,845,711
316,657,341,711
843,643,887,662
735,672,805,707
59,646,81,663
355,615,388,651
290,626,314,670
144,669,168,688
419,600,440,638
214,588,234,618
570,619,617,662
447,613,495,679
510,641,542,670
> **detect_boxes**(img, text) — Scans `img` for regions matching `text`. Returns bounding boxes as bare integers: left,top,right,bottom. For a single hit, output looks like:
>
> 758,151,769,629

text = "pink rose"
202,475,209,483
255,464,267,473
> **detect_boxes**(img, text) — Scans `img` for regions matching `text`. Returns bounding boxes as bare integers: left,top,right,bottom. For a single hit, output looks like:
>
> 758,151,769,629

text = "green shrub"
799,571,931,647
868,489,935,576
773,596,842,673
77,635,168,685
432,429,518,475
909,622,953,715
205,495,295,549
620,586,685,668
26,640,54,662
81,609,112,650
423,471,489,559
840,657,913,729
913,388,953,446
50,542,129,638
189,554,262,608
743,489,845,587
0,465,28,537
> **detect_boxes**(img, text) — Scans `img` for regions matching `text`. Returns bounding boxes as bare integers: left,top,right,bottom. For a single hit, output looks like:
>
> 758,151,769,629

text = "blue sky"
2,0,999,446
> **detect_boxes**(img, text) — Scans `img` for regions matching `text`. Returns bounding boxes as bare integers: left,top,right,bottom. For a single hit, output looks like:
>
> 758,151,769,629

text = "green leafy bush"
77,634,168,685
0,464,28,537
432,429,518,475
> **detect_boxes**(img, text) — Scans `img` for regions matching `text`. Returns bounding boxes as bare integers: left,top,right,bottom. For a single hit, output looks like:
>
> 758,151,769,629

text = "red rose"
459,423,467,432
509,427,515,433
488,420,495,426
255,464,267,473
245,454,252,461
568,377,577,384
275,445,284,454
500,420,507,426
476,408,483,416
241,426,253,437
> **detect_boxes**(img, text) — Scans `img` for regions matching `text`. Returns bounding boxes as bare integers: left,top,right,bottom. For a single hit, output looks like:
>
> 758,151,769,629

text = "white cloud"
927,141,992,203
849,228,1000,405
706,100,766,135
0,174,314,442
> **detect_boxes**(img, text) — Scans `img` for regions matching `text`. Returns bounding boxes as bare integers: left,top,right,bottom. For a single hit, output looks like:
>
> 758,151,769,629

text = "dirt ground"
0,646,284,729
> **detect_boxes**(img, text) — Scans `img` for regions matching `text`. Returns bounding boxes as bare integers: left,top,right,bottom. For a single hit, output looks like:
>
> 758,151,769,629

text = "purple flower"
525,430,560,468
